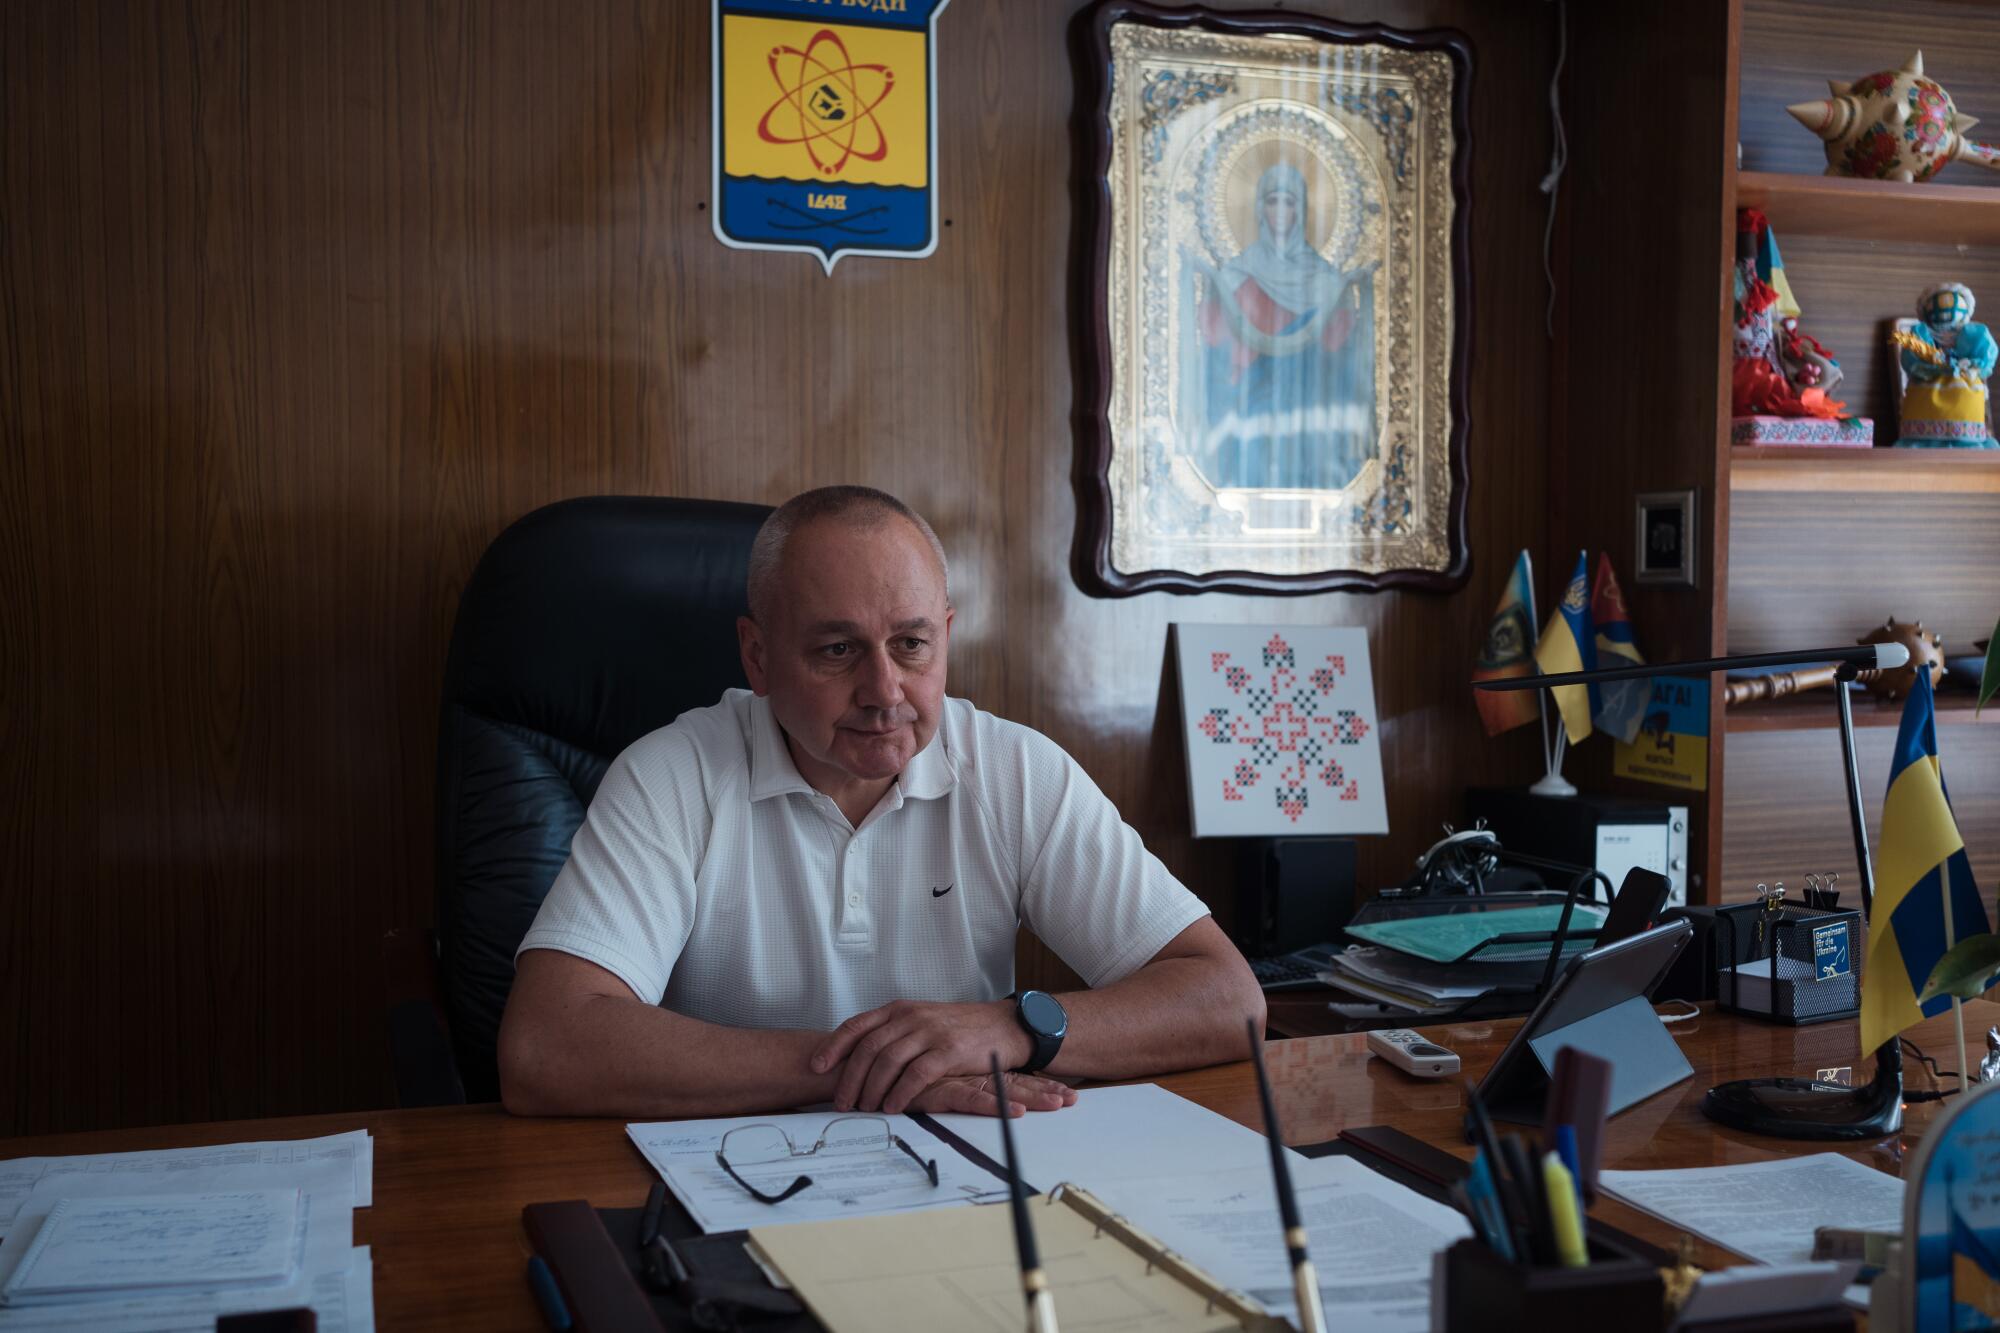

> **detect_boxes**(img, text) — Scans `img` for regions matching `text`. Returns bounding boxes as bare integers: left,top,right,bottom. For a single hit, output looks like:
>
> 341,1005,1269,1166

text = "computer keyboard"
1248,946,1337,990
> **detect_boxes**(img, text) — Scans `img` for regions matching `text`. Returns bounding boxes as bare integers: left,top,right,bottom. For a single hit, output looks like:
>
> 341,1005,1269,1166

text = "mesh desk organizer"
1713,898,1863,1026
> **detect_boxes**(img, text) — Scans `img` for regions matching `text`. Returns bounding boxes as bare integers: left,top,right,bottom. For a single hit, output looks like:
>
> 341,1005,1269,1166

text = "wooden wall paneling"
1738,0,2000,189
1550,1,1735,902
1727,489,2000,657
1721,725,2000,903
0,0,1558,1136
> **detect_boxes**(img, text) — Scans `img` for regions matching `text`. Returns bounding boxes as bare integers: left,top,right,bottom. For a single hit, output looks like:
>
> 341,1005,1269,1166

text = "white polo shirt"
517,689,1210,1032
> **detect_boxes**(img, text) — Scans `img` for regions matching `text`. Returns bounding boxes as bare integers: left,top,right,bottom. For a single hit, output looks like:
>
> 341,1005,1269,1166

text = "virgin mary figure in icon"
1183,162,1377,492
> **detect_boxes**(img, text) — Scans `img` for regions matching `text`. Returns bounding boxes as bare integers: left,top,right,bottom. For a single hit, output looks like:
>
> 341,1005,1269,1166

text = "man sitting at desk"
499,485,1263,1119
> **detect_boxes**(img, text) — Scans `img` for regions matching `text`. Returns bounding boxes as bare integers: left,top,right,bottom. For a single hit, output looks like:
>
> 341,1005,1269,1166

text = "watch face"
1019,990,1066,1038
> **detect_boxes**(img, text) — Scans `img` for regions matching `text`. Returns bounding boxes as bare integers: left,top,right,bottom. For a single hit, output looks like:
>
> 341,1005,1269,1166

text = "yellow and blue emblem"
711,0,950,272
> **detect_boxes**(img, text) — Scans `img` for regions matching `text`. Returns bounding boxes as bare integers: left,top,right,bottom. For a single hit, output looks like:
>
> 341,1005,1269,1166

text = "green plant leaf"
1919,933,2000,1004
1981,617,2000,717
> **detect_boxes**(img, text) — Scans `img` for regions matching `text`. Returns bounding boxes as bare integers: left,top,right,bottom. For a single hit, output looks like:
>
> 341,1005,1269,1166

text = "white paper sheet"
925,1083,1306,1199
627,1112,996,1234
1599,1154,1904,1266
0,1245,372,1333
0,1190,303,1305
0,1129,372,1235
0,1160,360,1331
1100,1157,1472,1332
1671,1261,1858,1328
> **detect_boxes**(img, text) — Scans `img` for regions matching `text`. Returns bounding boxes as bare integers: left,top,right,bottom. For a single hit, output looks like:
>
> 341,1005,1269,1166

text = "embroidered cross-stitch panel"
1174,624,1388,837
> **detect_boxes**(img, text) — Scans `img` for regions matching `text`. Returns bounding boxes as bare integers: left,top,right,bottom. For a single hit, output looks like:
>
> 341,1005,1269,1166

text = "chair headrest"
442,495,772,758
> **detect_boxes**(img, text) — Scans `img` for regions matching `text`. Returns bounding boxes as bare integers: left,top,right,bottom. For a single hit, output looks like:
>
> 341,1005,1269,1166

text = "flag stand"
1945,866,1970,1112
1528,724,1576,798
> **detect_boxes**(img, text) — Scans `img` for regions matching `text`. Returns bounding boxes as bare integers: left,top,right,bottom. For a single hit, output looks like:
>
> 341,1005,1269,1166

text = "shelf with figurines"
1725,209,1996,477
1727,53,2000,481
1721,620,1997,734
1735,51,2000,248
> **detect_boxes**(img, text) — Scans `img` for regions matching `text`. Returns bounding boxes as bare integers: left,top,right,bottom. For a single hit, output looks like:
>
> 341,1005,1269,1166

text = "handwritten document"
0,1190,301,1305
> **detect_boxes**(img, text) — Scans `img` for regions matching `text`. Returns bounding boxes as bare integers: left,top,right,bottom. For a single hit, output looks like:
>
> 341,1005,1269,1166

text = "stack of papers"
1599,1154,1904,1267
1319,945,1548,1014
633,1085,1473,1332
1,1190,304,1307
0,1131,375,1333
1345,903,1608,965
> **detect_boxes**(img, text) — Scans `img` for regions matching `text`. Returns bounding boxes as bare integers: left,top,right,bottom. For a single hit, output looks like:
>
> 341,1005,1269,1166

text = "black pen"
1246,1017,1326,1333
640,1181,666,1249
992,1052,1059,1333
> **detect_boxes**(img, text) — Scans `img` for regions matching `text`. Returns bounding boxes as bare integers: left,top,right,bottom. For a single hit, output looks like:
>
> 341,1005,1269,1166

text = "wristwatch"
1012,990,1068,1074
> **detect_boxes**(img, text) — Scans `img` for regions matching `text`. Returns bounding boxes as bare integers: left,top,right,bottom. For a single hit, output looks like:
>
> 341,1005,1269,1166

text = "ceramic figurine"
1787,51,2000,182
1893,283,1996,448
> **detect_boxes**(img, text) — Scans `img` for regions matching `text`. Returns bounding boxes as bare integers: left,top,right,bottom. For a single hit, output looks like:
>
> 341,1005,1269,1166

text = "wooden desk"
6,1002,1980,1330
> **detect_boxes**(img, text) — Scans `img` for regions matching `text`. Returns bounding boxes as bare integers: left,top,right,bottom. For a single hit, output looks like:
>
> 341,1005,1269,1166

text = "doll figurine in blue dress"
1894,282,1997,448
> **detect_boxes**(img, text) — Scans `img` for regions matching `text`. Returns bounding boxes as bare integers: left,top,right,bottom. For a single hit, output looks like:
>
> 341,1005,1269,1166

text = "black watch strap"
1013,991,1066,1074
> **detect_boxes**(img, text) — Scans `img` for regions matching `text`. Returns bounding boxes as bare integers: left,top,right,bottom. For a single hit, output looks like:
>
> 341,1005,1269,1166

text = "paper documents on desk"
627,1111,998,1235
926,1083,1306,1198
0,1143,373,1332
0,1189,304,1306
1103,1157,1472,1333
0,1128,373,1234
1599,1153,1904,1266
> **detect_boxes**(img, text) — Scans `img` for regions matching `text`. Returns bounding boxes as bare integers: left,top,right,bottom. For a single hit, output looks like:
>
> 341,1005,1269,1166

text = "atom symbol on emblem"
757,28,895,176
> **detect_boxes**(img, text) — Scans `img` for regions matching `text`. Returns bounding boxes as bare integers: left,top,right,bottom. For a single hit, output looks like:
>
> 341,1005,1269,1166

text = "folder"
747,1183,1287,1332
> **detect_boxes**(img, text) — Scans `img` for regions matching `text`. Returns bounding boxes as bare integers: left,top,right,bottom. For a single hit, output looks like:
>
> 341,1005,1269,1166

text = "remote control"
1366,1028,1461,1078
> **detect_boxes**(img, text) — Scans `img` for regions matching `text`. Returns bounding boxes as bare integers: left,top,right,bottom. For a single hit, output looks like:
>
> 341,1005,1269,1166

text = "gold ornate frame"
1070,2,1472,596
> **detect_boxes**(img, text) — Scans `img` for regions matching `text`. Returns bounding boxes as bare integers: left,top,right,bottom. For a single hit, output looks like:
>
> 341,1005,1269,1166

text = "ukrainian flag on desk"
1860,669,1995,1054
1534,551,1597,744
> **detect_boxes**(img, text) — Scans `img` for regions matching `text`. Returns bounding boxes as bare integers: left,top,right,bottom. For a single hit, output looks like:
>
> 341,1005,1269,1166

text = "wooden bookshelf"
1735,170,2000,246
1725,687,1995,734
1730,446,2000,492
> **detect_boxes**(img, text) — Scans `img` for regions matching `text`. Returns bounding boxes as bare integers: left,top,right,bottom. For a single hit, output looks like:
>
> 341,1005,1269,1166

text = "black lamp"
1477,639,1913,1140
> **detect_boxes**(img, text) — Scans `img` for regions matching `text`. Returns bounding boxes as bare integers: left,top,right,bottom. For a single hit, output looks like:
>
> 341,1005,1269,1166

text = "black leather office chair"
392,495,771,1106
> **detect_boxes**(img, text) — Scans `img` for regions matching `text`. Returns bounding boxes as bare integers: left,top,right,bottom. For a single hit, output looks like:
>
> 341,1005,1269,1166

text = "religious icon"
1072,2,1471,596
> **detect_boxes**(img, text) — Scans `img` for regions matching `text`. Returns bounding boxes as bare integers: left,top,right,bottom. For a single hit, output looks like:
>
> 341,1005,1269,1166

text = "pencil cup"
1435,1237,1664,1333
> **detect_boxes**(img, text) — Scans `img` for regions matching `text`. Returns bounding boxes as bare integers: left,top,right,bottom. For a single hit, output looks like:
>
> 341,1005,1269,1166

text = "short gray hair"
745,486,949,624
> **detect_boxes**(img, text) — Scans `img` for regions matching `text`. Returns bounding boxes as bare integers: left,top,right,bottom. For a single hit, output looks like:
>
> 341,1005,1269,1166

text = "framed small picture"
1070,1,1473,597
1173,623,1388,838
1634,489,1699,588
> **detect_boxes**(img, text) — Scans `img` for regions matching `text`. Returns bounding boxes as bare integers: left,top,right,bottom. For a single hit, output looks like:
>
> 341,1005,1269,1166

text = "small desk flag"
1473,550,1540,737
1534,551,1597,745
1860,669,1994,1054
1590,554,1648,745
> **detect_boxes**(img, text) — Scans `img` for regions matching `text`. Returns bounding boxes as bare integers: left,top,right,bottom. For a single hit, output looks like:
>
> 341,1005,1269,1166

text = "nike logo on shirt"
931,884,954,898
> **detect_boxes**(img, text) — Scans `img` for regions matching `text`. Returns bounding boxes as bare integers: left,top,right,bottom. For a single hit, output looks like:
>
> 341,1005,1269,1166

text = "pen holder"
1436,1237,1665,1333
1713,902,1862,1026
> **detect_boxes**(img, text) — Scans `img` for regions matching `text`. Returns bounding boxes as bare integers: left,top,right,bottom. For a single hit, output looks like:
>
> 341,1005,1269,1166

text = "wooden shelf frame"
1730,447,2000,493
1725,688,1997,734
1735,169,2000,246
